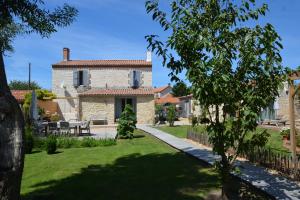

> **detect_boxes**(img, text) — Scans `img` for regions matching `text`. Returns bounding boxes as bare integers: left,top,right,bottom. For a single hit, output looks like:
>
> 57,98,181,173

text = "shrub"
191,115,198,127
97,139,117,146
81,137,98,147
199,117,210,124
33,137,46,150
25,126,34,154
166,105,176,127
45,135,57,154
155,104,165,123
57,137,79,148
50,113,60,122
280,128,290,140
117,104,137,139
80,138,116,147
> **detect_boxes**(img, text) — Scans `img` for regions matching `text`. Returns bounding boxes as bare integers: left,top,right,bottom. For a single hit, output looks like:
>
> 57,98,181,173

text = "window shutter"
73,70,79,87
83,70,89,87
136,71,141,88
129,71,134,87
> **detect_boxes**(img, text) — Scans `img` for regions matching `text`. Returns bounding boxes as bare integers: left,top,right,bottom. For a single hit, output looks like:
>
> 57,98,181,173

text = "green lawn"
156,125,289,153
155,125,191,138
22,130,221,200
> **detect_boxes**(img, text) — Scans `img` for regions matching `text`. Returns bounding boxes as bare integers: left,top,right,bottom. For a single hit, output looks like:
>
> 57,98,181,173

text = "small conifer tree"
117,104,137,139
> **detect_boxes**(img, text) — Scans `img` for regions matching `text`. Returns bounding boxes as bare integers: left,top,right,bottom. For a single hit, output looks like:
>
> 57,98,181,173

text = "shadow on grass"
22,153,220,200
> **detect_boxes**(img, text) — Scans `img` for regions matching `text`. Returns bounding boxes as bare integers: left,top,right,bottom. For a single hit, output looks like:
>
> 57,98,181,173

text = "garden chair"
59,121,71,136
80,120,91,135
48,122,59,136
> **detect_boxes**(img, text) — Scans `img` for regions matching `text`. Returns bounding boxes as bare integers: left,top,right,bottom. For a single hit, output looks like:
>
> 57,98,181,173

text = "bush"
25,126,34,154
166,105,176,127
191,115,198,127
80,137,116,147
199,117,210,124
45,135,57,154
50,113,60,122
280,128,290,140
57,137,79,148
117,104,137,139
81,137,98,147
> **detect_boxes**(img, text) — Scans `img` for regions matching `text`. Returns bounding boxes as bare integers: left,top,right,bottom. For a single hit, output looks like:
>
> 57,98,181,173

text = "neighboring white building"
52,48,155,124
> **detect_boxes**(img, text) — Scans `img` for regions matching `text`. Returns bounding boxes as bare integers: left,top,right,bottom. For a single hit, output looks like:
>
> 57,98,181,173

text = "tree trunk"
0,52,25,200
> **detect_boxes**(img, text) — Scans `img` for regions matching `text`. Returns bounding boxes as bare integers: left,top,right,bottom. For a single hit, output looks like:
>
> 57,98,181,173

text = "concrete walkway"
137,125,300,200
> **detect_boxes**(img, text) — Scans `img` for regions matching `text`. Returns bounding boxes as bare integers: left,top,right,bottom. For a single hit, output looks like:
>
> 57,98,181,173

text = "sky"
4,0,300,90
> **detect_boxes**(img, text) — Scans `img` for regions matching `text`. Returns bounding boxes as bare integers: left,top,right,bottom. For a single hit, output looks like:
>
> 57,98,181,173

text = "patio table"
69,121,84,136
42,121,84,136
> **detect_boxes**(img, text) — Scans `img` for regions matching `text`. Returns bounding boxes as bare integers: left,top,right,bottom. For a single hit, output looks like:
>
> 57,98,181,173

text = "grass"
156,125,289,153
155,125,191,138
21,130,221,200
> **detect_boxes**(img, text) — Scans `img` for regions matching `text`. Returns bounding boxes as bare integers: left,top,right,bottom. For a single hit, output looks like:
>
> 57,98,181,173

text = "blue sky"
4,0,300,89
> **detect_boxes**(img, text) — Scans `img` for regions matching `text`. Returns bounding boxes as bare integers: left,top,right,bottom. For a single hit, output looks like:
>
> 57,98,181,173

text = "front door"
115,97,136,121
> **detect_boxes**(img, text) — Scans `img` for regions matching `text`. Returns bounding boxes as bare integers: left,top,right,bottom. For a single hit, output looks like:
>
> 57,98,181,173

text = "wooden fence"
187,127,300,180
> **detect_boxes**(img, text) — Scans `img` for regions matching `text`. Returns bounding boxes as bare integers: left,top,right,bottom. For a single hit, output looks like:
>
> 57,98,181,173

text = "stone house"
52,48,155,124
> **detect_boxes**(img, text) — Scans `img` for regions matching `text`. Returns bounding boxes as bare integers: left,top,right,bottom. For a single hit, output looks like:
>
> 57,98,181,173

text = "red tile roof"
155,93,180,104
52,60,152,68
153,85,172,93
79,88,154,96
11,90,31,103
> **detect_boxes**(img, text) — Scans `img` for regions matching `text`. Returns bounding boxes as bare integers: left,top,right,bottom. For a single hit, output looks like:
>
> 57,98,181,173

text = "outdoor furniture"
48,122,59,135
69,121,84,136
59,121,71,136
90,112,107,125
80,120,91,135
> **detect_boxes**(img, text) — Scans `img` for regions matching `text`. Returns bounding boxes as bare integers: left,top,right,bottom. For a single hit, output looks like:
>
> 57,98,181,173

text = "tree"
166,105,176,127
9,80,41,90
146,0,285,196
0,2,77,199
117,104,137,139
172,81,191,97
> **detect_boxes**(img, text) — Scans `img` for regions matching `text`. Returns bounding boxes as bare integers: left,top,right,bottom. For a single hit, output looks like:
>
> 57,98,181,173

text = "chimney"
146,51,152,62
63,48,70,61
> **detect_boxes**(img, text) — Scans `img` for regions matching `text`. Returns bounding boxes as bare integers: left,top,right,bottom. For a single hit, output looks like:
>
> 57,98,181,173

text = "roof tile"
79,88,154,96
52,60,151,68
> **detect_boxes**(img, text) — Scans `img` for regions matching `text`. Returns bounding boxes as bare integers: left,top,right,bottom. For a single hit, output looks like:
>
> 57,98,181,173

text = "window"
78,70,84,86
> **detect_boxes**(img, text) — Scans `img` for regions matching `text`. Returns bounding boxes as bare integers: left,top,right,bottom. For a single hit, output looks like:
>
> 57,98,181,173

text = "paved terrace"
137,125,300,200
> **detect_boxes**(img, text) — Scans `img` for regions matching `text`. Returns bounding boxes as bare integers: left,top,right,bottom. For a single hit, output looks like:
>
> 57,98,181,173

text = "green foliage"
280,128,290,140
57,138,80,149
25,126,34,154
36,89,56,100
166,105,176,127
9,80,41,90
81,137,116,148
172,81,191,97
22,89,56,122
0,1,78,52
191,115,198,127
155,104,165,122
50,113,60,122
146,0,285,183
117,104,137,139
45,135,57,154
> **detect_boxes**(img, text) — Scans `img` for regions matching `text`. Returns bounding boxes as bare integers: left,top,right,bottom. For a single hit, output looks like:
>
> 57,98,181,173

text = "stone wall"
79,96,115,124
136,96,155,124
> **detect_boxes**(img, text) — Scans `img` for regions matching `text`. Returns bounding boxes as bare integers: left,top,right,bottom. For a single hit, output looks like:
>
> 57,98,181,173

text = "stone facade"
79,96,115,124
79,95,154,124
136,96,155,124
52,49,154,123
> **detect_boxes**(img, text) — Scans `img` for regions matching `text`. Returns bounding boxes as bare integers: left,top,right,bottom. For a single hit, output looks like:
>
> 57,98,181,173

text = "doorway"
115,97,137,121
